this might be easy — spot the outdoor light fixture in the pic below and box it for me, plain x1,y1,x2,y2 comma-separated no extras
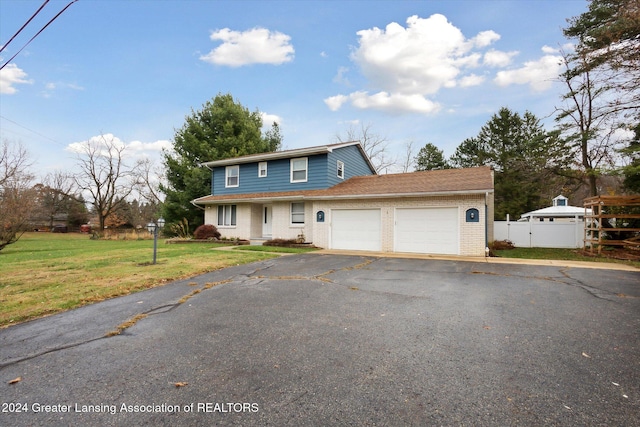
147,218,165,264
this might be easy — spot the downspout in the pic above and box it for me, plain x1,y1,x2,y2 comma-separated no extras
485,191,489,257
191,162,214,211
190,200,205,211
199,162,214,196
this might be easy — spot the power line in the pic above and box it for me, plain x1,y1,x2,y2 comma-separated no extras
0,0,50,54
0,0,79,71
0,114,65,146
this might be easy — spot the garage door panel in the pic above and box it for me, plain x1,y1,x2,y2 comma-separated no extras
331,209,381,251
395,208,458,255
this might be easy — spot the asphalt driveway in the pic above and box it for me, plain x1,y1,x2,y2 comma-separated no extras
1,254,639,426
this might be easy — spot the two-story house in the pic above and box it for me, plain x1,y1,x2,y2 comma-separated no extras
192,141,494,256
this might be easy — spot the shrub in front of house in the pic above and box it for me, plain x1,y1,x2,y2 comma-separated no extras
193,224,221,240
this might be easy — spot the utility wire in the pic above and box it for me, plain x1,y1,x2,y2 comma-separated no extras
0,0,50,54
0,115,65,146
0,0,78,71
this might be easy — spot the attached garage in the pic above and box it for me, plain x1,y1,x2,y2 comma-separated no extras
395,207,459,255
195,166,494,257
331,209,381,251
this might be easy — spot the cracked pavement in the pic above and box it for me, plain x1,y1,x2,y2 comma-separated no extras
1,254,639,426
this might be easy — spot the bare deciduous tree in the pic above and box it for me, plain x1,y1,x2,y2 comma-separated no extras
555,50,627,196
399,140,416,173
0,140,35,251
73,135,138,232
135,157,164,205
336,122,395,173
564,0,640,118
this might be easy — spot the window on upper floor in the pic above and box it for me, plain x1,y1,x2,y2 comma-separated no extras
226,165,239,187
290,157,308,183
291,202,305,224
337,160,345,179
258,162,267,178
217,205,237,226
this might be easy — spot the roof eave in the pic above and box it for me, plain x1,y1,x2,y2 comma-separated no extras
200,141,364,168
313,188,494,200
192,188,493,205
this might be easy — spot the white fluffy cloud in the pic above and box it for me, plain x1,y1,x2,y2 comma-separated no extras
200,27,294,67
126,139,172,154
325,91,440,114
494,53,563,92
541,45,559,54
332,66,351,85
42,81,84,98
260,112,282,127
324,94,349,111
483,49,518,67
459,74,485,88
66,134,171,161
327,14,509,114
351,14,492,95
0,62,32,94
470,30,501,48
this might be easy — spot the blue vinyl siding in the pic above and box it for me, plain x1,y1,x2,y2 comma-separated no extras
212,154,329,195
327,145,375,186
209,145,376,195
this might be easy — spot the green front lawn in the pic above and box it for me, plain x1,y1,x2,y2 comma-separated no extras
494,247,640,269
0,232,279,327
2,233,637,328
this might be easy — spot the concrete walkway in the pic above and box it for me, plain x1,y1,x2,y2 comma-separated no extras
213,245,640,272
315,248,640,272
212,244,640,272
2,253,638,426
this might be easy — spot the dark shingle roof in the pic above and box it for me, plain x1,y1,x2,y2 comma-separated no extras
193,166,493,204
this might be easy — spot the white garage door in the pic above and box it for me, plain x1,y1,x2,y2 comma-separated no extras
395,208,459,255
331,209,381,251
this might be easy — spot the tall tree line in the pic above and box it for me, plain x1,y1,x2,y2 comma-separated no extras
413,0,639,218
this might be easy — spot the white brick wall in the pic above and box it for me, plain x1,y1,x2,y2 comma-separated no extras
269,202,312,241
203,193,492,256
204,204,251,240
312,194,490,256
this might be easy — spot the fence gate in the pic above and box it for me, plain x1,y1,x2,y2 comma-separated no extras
494,219,585,248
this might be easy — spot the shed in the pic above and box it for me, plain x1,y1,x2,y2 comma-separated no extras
519,195,591,221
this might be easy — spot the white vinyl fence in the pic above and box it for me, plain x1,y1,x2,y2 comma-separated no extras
494,219,585,248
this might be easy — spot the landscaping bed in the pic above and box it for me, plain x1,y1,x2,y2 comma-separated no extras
262,238,318,249
165,239,250,245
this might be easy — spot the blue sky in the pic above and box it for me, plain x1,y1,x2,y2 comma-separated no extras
1,0,588,178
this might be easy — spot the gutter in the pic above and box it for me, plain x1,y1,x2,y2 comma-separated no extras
192,188,494,205
314,188,493,201
485,191,489,257
200,142,362,168
190,200,205,211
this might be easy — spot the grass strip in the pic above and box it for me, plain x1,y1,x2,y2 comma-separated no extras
0,233,278,327
494,247,640,268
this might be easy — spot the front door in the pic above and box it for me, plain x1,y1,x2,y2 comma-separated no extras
262,205,272,237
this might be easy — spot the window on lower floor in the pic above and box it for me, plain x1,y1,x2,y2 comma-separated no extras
291,202,305,224
217,205,237,226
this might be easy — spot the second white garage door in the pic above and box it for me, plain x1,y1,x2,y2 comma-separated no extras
395,207,459,255
331,209,381,251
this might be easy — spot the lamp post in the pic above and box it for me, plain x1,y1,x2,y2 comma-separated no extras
146,218,165,264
